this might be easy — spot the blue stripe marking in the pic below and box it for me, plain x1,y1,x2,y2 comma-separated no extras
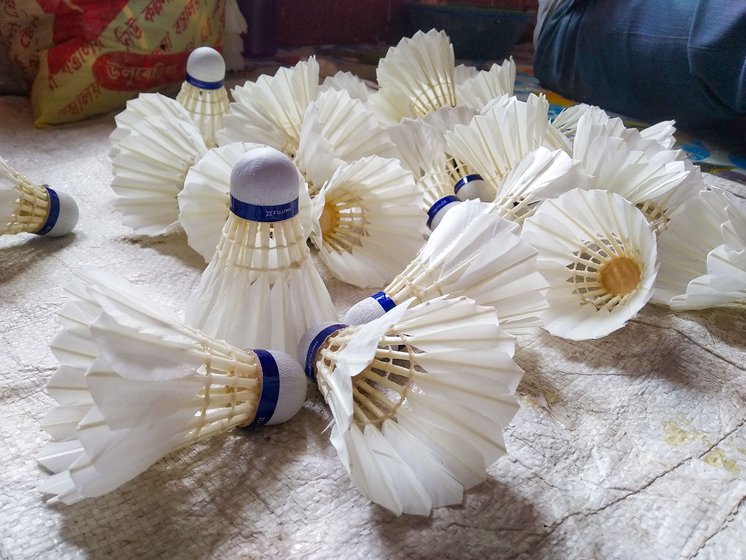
453,174,484,194
426,195,460,229
230,196,299,222
186,73,224,90
35,186,60,236
304,323,346,382
372,291,396,312
249,350,281,426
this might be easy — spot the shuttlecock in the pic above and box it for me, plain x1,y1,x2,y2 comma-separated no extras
109,93,194,159
654,187,746,309
488,146,587,225
37,271,306,505
222,0,248,71
217,57,320,157
178,141,314,262
371,29,456,123
445,94,556,202
310,155,424,288
300,296,523,516
572,110,700,234
455,58,515,113
344,199,549,336
111,113,208,235
294,88,396,198
185,146,336,354
175,46,231,147
521,188,658,340
0,156,78,237
320,71,375,103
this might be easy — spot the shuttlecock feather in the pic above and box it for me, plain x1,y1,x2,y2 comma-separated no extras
320,71,375,103
0,156,78,237
175,46,231,147
455,58,515,112
185,146,336,354
38,271,307,505
217,57,320,157
111,113,208,235
521,188,659,340
344,199,549,335
372,29,456,122
300,296,523,516
310,155,424,288
178,141,314,262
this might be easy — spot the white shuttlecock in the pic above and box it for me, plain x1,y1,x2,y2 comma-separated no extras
455,58,516,112
109,93,195,159
445,94,555,202
522,188,658,340
185,146,336,354
300,296,523,516
37,271,306,505
654,187,746,309
573,111,700,233
310,155,424,288
320,70,375,103
178,141,314,262
175,46,231,147
295,88,396,198
217,57,320,157
344,199,549,336
111,113,208,235
0,156,78,237
488,146,588,225
372,29,456,122
223,0,248,71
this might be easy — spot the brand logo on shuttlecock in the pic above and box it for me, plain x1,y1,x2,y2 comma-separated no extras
264,206,294,219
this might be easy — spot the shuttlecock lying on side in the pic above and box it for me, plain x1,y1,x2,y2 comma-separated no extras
217,57,320,157
300,296,523,516
178,141,314,262
0,156,79,237
185,146,336,354
344,199,549,336
654,187,746,309
38,271,307,505
320,70,375,103
371,29,456,123
521,188,658,340
111,113,208,236
176,46,231,147
310,155,425,288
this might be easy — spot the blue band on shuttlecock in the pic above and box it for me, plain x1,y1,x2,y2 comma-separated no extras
371,291,396,312
185,73,224,90
304,323,346,382
249,349,281,426
453,174,484,194
230,196,299,222
35,186,60,236
426,195,460,229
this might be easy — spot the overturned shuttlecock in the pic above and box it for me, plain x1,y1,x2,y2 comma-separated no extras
37,271,307,505
175,46,231,147
218,57,320,156
310,155,424,288
654,187,746,309
178,141,314,262
111,113,208,235
344,199,548,336
185,146,336,354
0,156,78,237
300,296,523,516
522,188,658,340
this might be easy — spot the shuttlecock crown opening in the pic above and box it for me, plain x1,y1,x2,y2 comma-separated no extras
297,322,347,382
249,349,307,426
185,46,226,88
229,147,301,222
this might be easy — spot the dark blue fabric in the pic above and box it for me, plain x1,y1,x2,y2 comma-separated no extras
534,0,746,127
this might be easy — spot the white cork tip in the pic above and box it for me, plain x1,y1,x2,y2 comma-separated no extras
186,46,226,83
342,297,388,326
46,191,79,237
264,350,307,425
230,146,301,206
